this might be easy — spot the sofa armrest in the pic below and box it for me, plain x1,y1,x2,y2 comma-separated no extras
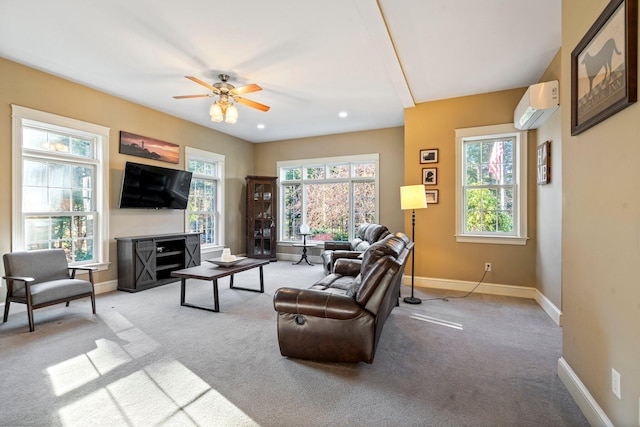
323,241,351,251
333,258,362,276
331,250,362,260
273,288,365,320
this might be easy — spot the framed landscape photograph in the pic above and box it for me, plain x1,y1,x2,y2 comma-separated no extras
422,167,437,185
420,148,439,164
119,131,180,164
425,189,439,204
571,0,637,135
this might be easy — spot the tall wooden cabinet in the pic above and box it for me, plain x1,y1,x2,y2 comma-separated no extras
246,176,277,261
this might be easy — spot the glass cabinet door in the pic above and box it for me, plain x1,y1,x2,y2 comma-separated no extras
246,176,277,260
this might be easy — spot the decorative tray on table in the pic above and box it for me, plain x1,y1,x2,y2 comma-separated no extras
205,256,247,267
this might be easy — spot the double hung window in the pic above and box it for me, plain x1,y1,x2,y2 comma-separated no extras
185,147,225,249
278,154,379,241
455,124,528,245
12,105,109,266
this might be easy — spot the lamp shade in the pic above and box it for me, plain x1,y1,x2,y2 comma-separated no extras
210,103,223,122
401,185,427,210
225,104,238,123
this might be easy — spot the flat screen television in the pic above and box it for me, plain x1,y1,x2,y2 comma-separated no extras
119,161,193,209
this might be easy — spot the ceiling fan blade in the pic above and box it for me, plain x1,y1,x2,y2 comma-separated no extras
235,96,270,112
185,76,220,93
230,83,262,95
173,94,212,99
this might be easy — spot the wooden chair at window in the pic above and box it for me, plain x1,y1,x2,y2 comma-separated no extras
2,249,97,332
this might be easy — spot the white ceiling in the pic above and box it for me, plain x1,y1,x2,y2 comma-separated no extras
0,0,560,143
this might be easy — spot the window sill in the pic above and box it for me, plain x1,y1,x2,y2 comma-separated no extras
455,235,529,245
70,261,111,272
277,241,302,247
201,244,224,256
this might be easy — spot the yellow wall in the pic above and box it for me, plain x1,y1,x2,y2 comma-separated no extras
404,88,536,286
0,58,254,288
562,0,640,424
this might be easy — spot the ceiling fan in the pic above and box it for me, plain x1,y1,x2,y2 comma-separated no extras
173,74,270,123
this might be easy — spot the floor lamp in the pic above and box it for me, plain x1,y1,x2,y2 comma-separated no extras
401,184,428,304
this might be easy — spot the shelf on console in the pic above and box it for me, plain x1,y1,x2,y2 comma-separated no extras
116,232,201,292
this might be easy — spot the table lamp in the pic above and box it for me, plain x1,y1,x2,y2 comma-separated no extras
400,184,428,304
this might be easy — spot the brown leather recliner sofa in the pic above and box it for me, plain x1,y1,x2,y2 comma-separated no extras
273,232,413,363
320,223,390,275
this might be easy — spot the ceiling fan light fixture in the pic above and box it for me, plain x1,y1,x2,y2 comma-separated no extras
177,75,268,124
225,103,238,124
210,102,223,122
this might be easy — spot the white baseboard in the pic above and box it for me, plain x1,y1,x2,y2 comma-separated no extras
95,279,118,294
534,289,563,326
276,253,322,264
558,357,613,427
406,275,563,326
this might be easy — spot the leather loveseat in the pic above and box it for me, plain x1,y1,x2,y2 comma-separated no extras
273,232,413,363
320,223,389,275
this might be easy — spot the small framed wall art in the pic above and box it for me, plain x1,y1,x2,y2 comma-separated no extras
425,189,439,204
420,148,439,164
422,167,437,185
537,141,551,185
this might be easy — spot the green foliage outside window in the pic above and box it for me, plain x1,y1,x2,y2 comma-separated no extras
22,157,95,262
187,162,218,245
282,160,376,241
465,189,513,233
464,139,514,234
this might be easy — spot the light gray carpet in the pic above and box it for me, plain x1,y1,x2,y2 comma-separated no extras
0,261,588,426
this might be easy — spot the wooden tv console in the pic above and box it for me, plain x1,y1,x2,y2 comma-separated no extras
116,232,201,292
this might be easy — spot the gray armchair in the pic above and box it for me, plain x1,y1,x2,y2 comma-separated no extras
2,249,97,332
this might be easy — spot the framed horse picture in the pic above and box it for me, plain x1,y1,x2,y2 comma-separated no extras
571,0,637,135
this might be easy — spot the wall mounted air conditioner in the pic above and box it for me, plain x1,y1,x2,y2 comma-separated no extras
514,80,559,130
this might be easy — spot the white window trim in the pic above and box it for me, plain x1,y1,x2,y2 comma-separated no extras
277,153,380,243
184,146,225,255
11,104,110,269
455,123,528,245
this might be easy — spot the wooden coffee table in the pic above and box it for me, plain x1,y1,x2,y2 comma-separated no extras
171,258,269,312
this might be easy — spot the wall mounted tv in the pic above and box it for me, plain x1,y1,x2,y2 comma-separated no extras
119,161,193,209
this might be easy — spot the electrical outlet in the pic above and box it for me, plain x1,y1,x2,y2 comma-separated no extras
484,262,492,272
612,368,621,399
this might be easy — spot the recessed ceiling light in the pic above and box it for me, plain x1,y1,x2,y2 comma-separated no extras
257,124,265,129
338,111,348,118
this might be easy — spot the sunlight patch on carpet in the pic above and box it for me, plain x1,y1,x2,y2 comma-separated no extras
410,313,463,330
47,354,100,396
57,358,259,426
52,310,258,426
